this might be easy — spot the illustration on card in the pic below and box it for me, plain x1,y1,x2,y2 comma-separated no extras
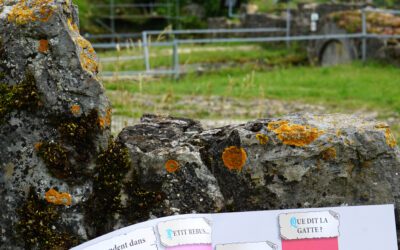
215,241,277,250
157,217,212,250
279,210,340,250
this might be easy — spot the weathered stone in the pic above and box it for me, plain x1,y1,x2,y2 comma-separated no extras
0,0,110,248
117,114,400,238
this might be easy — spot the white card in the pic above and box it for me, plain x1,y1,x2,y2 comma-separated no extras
216,241,277,250
157,217,212,247
279,210,340,240
81,227,158,250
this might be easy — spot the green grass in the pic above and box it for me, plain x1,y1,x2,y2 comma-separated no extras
104,61,400,141
105,61,400,114
99,44,306,72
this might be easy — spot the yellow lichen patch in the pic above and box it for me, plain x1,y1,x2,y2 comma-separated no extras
165,160,179,173
267,120,289,131
375,123,397,148
70,104,81,115
268,120,324,147
45,188,72,206
256,133,269,145
222,146,247,171
385,129,397,148
8,0,55,25
67,18,79,33
321,147,337,161
98,108,112,129
38,39,49,53
74,36,98,74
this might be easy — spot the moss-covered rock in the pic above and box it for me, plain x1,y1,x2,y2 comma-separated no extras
17,188,79,250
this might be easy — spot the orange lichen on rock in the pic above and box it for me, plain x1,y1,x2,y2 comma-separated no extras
34,142,43,151
45,188,72,206
165,160,180,173
375,123,397,148
256,133,269,145
321,147,337,161
38,39,49,53
70,104,81,115
222,146,247,171
8,0,55,25
98,108,112,129
67,18,79,33
75,36,98,74
268,120,324,147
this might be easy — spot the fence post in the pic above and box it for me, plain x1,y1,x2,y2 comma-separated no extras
362,9,367,62
142,31,150,72
172,39,180,79
286,6,291,48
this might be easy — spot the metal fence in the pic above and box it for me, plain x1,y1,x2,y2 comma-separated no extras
93,7,400,78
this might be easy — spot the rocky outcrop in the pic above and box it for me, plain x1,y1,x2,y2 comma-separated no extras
118,114,400,215
0,0,110,249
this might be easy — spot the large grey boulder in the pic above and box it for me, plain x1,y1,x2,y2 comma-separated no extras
0,0,110,249
118,114,400,215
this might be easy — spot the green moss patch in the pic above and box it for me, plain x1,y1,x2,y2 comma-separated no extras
0,71,41,123
85,138,131,236
36,141,75,180
17,188,79,249
57,109,101,164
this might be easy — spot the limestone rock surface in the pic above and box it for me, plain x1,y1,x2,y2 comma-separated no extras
0,0,110,249
118,114,400,215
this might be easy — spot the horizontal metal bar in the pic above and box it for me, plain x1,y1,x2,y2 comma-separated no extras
85,33,141,39
92,33,400,50
100,56,144,63
145,27,287,36
86,28,286,41
96,3,172,8
95,15,175,19
365,8,400,14
175,33,364,44
102,70,176,77
366,34,400,39
92,41,173,49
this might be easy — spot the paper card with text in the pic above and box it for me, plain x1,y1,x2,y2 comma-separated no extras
215,241,277,250
157,217,212,249
279,210,340,250
81,227,158,250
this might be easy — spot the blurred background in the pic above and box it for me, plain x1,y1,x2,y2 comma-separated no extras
74,0,400,144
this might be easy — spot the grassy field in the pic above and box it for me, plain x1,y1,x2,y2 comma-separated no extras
98,43,306,72
105,62,400,113
104,61,400,141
